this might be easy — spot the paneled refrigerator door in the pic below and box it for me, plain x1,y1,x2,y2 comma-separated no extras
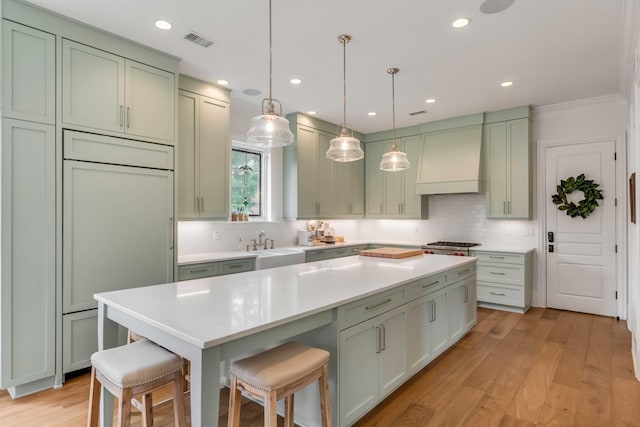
63,160,174,314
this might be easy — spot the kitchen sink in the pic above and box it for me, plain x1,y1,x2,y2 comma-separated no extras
254,248,306,270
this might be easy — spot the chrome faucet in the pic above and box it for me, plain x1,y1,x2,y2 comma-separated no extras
246,231,274,251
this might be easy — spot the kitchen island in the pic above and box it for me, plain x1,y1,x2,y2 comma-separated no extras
95,253,477,427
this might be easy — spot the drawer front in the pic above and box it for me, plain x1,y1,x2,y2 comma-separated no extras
338,287,406,330
450,263,476,281
477,263,523,286
477,282,524,307
306,250,331,263
331,247,352,258
348,245,368,256
178,263,218,280
219,258,255,275
408,272,448,299
472,251,524,265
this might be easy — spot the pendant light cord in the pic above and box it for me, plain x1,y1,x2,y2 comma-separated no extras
391,70,398,151
268,0,274,112
342,37,347,128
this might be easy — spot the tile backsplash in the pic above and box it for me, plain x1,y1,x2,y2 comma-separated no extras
178,193,538,254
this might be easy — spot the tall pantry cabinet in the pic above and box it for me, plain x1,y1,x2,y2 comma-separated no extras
1,0,179,398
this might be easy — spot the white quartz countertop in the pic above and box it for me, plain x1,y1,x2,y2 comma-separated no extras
96,254,475,349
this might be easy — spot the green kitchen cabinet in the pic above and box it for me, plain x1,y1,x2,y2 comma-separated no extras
2,21,55,125
365,135,426,219
484,108,531,219
177,77,230,219
62,39,176,144
177,257,255,281
1,119,56,395
284,114,364,219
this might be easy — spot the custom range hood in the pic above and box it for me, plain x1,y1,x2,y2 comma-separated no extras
415,121,483,195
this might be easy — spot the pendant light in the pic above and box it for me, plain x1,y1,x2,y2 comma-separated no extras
326,34,364,162
379,68,410,171
246,0,294,147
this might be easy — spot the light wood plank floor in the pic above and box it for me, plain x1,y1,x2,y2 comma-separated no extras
1,308,639,426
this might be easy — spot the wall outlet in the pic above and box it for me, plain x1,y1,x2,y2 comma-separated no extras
214,231,220,240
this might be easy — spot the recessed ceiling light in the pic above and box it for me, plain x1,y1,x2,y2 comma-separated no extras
155,20,172,30
243,88,261,96
307,111,317,115
368,112,377,116
217,79,229,86
425,98,436,104
501,81,514,87
290,78,302,85
452,18,470,28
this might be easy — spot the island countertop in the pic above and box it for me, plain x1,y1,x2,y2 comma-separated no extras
95,254,475,349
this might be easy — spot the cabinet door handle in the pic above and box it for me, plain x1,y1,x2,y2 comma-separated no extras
431,300,437,322
380,324,386,351
169,217,174,250
119,105,124,127
126,106,131,128
503,201,506,214
464,285,469,303
489,256,505,259
489,271,506,275
423,280,440,289
490,291,506,296
365,298,392,311
375,326,381,354
189,268,208,274
227,264,243,270
458,269,472,275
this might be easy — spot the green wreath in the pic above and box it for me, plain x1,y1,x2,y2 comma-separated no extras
552,174,603,218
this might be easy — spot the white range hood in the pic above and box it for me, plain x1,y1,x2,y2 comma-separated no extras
415,124,483,195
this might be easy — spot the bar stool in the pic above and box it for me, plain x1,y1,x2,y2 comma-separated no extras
87,339,187,427
228,341,331,427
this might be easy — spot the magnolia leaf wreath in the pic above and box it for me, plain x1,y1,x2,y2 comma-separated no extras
552,174,603,218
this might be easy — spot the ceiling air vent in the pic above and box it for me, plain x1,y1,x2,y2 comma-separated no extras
409,110,426,116
184,32,213,48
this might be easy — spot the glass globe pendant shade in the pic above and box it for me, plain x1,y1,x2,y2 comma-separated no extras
379,145,411,171
326,127,364,162
246,112,294,147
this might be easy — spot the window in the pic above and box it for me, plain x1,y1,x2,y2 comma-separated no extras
231,148,262,217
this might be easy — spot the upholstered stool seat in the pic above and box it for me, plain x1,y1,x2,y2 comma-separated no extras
87,339,187,427
228,341,331,427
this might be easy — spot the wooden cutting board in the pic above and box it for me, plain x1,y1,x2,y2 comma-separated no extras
359,247,424,259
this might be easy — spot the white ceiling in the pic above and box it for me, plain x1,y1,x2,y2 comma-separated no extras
24,0,626,134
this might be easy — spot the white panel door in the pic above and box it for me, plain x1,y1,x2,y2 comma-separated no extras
63,160,174,313
545,140,616,316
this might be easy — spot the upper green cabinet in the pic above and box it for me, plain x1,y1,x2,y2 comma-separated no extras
484,107,531,219
177,76,230,220
365,135,425,219
284,114,364,219
62,39,176,144
2,21,55,125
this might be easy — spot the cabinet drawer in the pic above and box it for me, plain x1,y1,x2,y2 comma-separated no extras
219,258,255,275
306,249,331,263
338,287,406,330
331,247,352,258
472,251,524,265
178,263,218,280
477,282,524,307
450,263,476,280
407,272,448,299
477,263,523,286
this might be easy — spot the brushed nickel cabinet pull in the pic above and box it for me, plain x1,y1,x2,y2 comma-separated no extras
119,105,124,127
365,298,392,311
490,291,506,296
490,271,506,275
169,217,174,250
423,280,440,289
458,269,471,275
464,285,468,303
375,326,381,354
126,106,131,128
432,300,437,322
189,268,208,274
380,324,386,351
489,256,505,259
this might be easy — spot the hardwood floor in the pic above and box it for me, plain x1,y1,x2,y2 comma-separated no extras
1,308,639,426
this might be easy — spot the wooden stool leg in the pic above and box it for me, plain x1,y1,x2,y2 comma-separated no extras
87,367,101,427
284,394,295,427
172,371,187,427
264,390,278,427
141,393,153,427
118,388,133,427
227,375,242,427
319,364,332,427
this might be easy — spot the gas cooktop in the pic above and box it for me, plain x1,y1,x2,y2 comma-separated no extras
422,241,480,248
